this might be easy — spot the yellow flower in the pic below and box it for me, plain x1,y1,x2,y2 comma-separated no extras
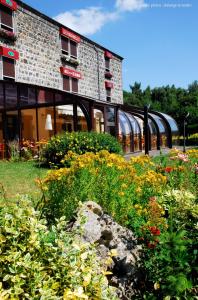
118,191,125,197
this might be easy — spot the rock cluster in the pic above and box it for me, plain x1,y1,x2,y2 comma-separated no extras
73,201,142,299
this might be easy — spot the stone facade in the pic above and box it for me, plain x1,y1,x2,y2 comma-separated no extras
0,1,123,104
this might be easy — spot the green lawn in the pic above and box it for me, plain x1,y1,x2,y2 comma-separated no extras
0,160,48,202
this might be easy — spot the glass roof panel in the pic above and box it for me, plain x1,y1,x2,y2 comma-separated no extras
133,116,144,133
148,119,157,134
119,111,131,135
159,113,179,132
149,113,166,133
125,112,141,134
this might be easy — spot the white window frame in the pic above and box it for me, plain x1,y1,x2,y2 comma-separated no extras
60,36,78,60
0,6,14,32
1,56,16,80
63,76,78,94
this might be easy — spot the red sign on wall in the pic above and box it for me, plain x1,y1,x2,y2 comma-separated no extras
60,67,82,79
105,51,113,59
0,0,17,10
60,28,81,43
105,81,114,89
0,46,19,60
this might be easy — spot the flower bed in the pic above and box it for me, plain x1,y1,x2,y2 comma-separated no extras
39,149,198,299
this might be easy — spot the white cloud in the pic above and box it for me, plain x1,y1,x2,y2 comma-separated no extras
54,7,118,36
54,0,147,36
116,0,147,11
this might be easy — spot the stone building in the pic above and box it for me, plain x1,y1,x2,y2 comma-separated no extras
0,0,178,157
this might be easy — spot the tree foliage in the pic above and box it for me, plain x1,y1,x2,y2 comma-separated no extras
123,81,198,134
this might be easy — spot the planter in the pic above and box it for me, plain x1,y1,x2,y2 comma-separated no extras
105,71,113,79
0,29,17,42
61,55,79,66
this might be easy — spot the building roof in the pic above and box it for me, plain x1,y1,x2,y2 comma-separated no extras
16,0,124,60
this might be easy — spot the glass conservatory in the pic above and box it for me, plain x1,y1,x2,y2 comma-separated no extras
0,80,179,158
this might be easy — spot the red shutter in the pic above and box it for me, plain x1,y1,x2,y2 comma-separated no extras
61,36,69,53
1,7,13,28
3,57,15,78
60,67,82,79
70,40,77,58
105,51,113,59
71,78,78,93
105,81,114,89
60,27,81,43
0,46,19,60
63,76,70,91
0,0,17,10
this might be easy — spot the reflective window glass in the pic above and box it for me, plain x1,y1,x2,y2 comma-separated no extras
0,113,3,143
5,83,17,108
6,111,19,141
77,106,88,131
119,111,131,153
37,107,54,140
20,85,36,106
56,105,74,134
94,109,104,133
21,109,37,142
106,107,116,136
38,89,53,104
0,83,4,109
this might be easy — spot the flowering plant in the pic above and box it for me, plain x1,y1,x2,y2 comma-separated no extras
0,28,17,41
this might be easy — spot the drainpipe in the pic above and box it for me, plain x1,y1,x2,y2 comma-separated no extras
93,46,101,101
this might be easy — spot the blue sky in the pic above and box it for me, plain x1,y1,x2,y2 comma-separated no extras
24,0,197,91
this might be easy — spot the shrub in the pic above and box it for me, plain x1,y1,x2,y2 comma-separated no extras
0,196,118,299
39,131,122,167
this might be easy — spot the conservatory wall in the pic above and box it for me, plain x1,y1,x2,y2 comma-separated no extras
0,81,179,157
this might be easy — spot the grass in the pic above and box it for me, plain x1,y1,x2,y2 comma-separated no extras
0,160,48,202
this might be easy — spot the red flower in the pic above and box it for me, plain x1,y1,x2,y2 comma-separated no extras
149,226,161,236
164,166,173,173
147,242,156,249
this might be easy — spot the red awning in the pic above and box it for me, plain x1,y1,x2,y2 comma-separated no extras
105,51,113,59
0,46,19,60
0,0,17,10
60,67,82,79
60,28,81,43
105,81,114,89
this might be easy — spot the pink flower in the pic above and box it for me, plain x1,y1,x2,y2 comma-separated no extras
177,153,189,162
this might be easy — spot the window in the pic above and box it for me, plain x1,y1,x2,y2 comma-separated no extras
0,5,13,32
71,78,78,93
61,36,78,58
70,40,77,58
37,107,54,140
106,88,111,102
20,85,36,106
63,76,78,93
61,36,69,55
38,89,53,104
3,57,15,79
21,109,37,142
56,105,74,134
0,82,3,109
105,57,110,72
5,83,17,108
